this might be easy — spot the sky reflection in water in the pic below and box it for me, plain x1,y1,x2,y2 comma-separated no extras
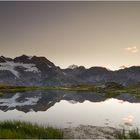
0,98,140,128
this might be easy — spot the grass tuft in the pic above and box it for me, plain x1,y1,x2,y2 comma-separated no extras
0,121,63,139
115,128,140,139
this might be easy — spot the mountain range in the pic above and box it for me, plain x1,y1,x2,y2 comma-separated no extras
0,55,140,86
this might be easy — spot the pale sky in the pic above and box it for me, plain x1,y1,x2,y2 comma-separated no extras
0,1,140,70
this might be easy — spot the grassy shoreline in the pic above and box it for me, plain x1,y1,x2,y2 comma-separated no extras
0,121,63,139
0,120,140,139
0,82,140,98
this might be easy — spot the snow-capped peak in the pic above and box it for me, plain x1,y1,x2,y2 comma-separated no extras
28,56,33,60
68,64,78,69
0,61,40,78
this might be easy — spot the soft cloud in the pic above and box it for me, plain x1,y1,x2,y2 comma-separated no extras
125,46,138,53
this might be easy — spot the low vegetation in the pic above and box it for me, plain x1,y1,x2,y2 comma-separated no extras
0,85,40,96
0,82,140,99
45,82,140,98
0,92,3,97
115,128,140,139
0,121,63,139
0,121,140,139
46,84,97,92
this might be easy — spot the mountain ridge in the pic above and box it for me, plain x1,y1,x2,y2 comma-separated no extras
0,55,140,86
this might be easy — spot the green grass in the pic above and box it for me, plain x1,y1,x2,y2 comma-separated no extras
0,85,40,93
115,128,140,139
41,84,97,92
103,91,121,98
0,82,140,99
0,92,3,97
0,121,63,139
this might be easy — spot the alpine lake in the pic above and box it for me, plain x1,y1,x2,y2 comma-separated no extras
0,88,140,129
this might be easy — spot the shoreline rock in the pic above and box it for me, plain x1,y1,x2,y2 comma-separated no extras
63,125,116,139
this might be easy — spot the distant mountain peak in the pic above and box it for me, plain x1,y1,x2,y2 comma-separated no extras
0,56,6,62
119,65,127,69
0,56,13,62
14,55,54,65
68,64,79,69
0,55,139,86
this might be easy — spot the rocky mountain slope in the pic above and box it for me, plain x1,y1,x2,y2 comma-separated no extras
0,55,140,86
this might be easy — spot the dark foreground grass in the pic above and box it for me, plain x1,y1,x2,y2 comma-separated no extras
115,128,140,139
0,121,63,139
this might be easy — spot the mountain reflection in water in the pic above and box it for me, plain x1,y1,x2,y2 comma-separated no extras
0,90,140,128
0,90,107,112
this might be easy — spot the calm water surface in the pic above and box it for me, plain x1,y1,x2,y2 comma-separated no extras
0,90,140,128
